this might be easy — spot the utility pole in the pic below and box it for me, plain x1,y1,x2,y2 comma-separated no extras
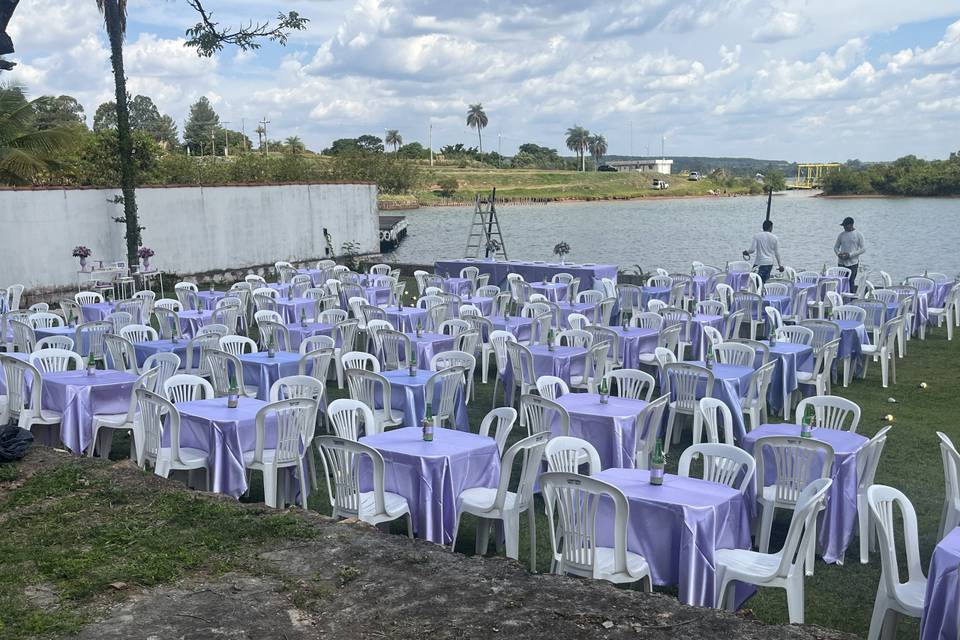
429,123,433,167
497,131,502,168
222,120,231,157
210,126,216,156
260,116,271,154
241,118,247,152
630,121,633,158
661,134,665,159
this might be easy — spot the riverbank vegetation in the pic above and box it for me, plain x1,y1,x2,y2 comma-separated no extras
822,154,960,196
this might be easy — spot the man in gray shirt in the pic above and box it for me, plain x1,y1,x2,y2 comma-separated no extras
834,216,866,294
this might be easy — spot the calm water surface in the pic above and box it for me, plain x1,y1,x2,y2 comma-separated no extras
385,191,960,282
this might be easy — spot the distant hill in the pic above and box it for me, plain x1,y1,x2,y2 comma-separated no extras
601,155,797,177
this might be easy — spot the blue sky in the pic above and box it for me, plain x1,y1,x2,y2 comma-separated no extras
8,1,960,161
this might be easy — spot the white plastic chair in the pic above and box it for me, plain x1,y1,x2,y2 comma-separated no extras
741,360,776,433
103,334,138,373
136,389,209,487
715,478,832,623
341,350,381,373
928,286,958,341
604,368,655,401
425,366,467,428
219,335,258,356
35,335,74,351
0,355,61,443
865,485,927,640
713,342,754,367
794,395,861,432
345,369,401,432
29,348,83,373
633,394,669,470
541,471,653,588
75,290,103,305
662,363,713,455
570,340,609,393
678,442,755,492
29,312,63,329
326,398,378,440
860,317,902,388
430,350,476,403
163,374,214,404
544,436,602,475
244,398,319,509
490,331,517,408
89,367,159,459
478,407,516,455
856,425,891,564
452,432,550,572
937,432,960,541
754,436,835,555
776,325,813,346
535,375,569,401
696,397,735,445
120,324,158,343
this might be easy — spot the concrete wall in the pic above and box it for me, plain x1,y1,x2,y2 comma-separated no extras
0,183,379,291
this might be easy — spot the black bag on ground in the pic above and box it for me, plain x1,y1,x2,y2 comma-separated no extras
0,425,33,462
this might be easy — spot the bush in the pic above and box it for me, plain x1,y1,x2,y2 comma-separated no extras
436,176,458,197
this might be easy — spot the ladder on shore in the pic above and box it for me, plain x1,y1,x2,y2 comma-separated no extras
464,188,508,260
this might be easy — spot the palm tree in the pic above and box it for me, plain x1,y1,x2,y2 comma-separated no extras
285,135,304,154
0,85,79,184
565,126,590,172
97,0,141,268
466,104,488,155
588,134,608,170
385,129,402,153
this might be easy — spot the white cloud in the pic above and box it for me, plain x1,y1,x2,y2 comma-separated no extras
751,11,807,43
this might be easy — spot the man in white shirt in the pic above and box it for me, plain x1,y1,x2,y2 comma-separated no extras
743,220,784,283
834,216,866,293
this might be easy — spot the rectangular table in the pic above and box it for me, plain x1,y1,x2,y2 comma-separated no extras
380,369,469,430
240,351,302,400
133,339,196,369
673,362,753,442
286,322,335,351
386,307,429,333
742,423,867,564
555,393,649,469
755,341,814,418
406,332,455,370
41,370,136,455
594,468,753,607
610,326,658,368
359,427,500,544
435,259,617,291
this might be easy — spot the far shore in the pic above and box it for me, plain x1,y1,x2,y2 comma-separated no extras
380,190,767,210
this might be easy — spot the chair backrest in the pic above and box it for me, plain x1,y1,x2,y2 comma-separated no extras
795,395,861,432
633,394,668,469
143,352,180,391
866,485,926,599
605,369,655,401
379,329,411,370
713,342,754,367
632,311,663,331
832,305,866,323
75,290,103,305
697,397,734,444
103,334,137,373
555,328,591,349
541,471,633,580
219,335,257,356
250,398,318,467
489,330,517,375
341,350,380,373
35,335,75,351
520,393,569,437
29,312,63,329
345,369,395,424
203,348,244,397
10,319,36,352
696,299,726,317
663,363,714,412
743,360,776,411
327,398,378,439
425,366,466,422
153,307,181,340
776,325,813,346
754,436,835,506
163,373,214,403
136,389,181,467
799,319,840,354
577,290,604,305
857,425,892,492
937,432,960,524
678,443,755,492
545,436,602,475
535,375,569,401
491,432,550,513
770,478,833,578
653,346,676,369
713,283,734,311
120,323,158,343
76,321,112,359
478,407,517,455
155,297,182,313
30,347,83,373
505,341,536,387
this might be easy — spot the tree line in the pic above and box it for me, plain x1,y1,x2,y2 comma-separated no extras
821,155,960,196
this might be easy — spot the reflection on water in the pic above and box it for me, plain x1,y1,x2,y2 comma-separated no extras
385,191,960,282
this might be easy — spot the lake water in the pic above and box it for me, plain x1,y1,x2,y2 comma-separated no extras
384,191,960,282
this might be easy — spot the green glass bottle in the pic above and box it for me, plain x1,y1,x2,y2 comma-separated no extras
651,438,665,486
706,343,715,370
422,402,434,442
227,374,239,408
409,348,418,376
599,375,609,404
86,352,96,376
547,327,555,351
801,403,815,438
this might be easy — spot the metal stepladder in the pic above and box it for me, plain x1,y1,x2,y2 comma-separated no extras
464,188,508,260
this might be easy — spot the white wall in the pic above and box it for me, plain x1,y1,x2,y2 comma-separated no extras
0,183,379,290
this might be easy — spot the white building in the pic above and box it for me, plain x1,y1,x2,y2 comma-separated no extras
604,159,673,174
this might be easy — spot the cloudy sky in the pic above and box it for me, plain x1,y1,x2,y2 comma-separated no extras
8,0,960,161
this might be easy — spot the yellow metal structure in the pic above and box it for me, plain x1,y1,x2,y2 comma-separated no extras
794,163,841,188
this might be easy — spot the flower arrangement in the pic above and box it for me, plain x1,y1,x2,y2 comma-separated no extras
553,241,571,264
137,247,155,260
485,238,502,255
72,246,92,259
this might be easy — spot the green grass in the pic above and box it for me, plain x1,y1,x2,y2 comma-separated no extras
412,167,752,203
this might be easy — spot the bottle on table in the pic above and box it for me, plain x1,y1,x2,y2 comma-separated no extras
416,320,423,338
86,352,96,376
547,327,555,351
650,438,665,485
706,343,715,370
801,403,815,438
300,308,307,328
598,375,609,404
769,327,777,347
409,349,417,376
267,336,276,359
422,403,434,442
227,374,239,409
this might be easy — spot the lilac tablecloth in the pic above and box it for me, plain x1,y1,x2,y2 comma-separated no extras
641,286,671,309
364,286,391,306
435,259,617,291
36,326,92,355
531,282,568,303
835,319,869,359
133,339,195,369
687,314,724,360
555,393,649,469
692,276,712,302
921,526,960,640
275,297,315,324
81,302,114,322
287,322,335,351
197,290,226,310
297,268,326,287
386,307,429,333
240,352,301,400
673,362,753,442
41,370,136,454
754,341,814,417
177,310,214,338
727,271,750,291
611,326,659,368
503,345,587,405
442,277,472,297
171,397,282,497
380,369,469,430
359,427,501,544
407,332,455,370
454,296,494,317
555,302,596,328
594,468,753,607
742,423,867,564
762,294,791,317
489,315,533,343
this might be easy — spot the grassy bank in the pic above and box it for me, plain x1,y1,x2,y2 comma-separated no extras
381,167,756,206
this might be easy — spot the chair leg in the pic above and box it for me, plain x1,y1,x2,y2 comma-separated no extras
297,462,309,510
866,592,889,640
475,518,491,555
528,506,537,573
406,513,414,539
859,498,870,564
450,512,462,551
263,467,278,508
663,409,677,455
481,351,489,384
306,446,319,491
785,574,805,624
503,512,520,562
758,503,775,554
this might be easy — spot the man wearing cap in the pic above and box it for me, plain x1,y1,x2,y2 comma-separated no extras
834,217,865,294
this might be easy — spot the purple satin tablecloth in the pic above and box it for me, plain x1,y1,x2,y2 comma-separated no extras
489,315,533,343
36,326,92,355
177,310,214,338
81,302,114,322
692,276,712,302
641,286,671,309
762,294,791,316
742,423,867,564
611,326,659,368
503,345,587,405
386,307,428,333
41,370,136,454
555,302,596,328
727,271,750,291
360,427,501,544
275,297,315,324
364,286,391,306
531,281,568,303
196,290,226,310
297,268,326,286
594,468,753,607
687,314,724,360
454,296,494,317
133,339,195,369
673,362,753,442
555,393,649,469
435,259,617,291
380,369,469,430
755,341,814,417
921,526,960,640
442,277,473,297
286,322,335,351
240,352,301,400
407,332,456,370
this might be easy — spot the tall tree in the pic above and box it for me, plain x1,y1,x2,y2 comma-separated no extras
93,101,118,132
466,104,487,154
385,129,401,152
284,135,304,154
34,95,86,130
0,84,79,184
183,96,220,154
565,125,590,172
93,98,178,147
588,134,607,170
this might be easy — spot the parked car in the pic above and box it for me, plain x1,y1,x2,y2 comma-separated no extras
597,164,618,172
652,179,669,190
688,171,701,181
